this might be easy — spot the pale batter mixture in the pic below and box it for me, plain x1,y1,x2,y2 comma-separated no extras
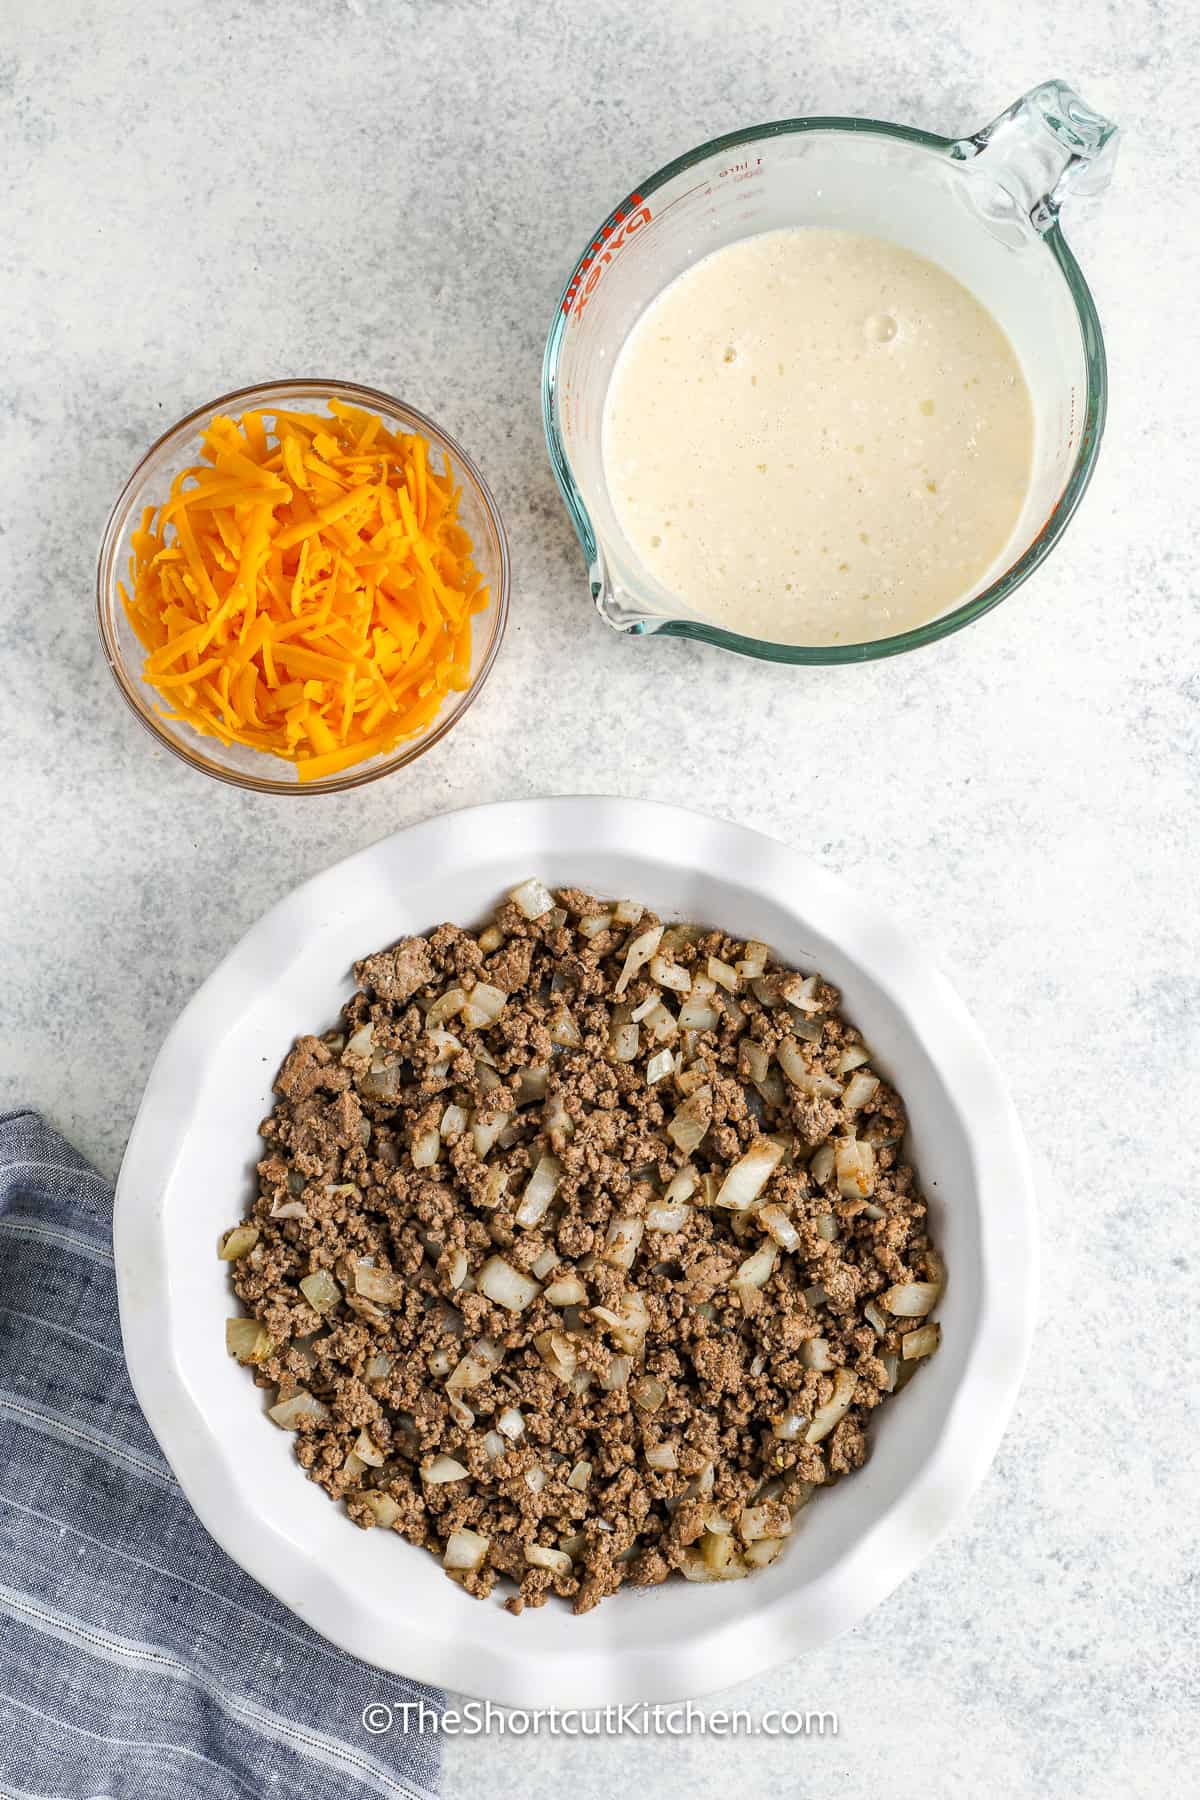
602,227,1034,645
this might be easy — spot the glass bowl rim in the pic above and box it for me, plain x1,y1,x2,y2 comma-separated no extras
541,113,1108,665
96,377,511,793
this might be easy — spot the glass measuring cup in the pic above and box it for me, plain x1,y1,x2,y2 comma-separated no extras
542,80,1118,664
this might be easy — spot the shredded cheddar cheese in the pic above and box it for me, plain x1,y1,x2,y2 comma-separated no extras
120,400,490,782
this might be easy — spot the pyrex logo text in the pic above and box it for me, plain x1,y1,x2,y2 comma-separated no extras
562,195,652,316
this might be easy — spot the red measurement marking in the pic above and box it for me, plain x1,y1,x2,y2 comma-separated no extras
562,193,653,317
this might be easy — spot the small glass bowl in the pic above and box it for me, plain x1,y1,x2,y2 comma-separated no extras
97,379,510,794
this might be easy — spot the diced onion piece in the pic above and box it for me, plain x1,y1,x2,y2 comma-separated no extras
531,1246,559,1281
346,1023,374,1059
611,897,643,926
744,1537,786,1569
477,1255,540,1312
734,1243,778,1290
675,1064,708,1097
361,1491,400,1527
736,941,769,980
440,1103,468,1140
741,1040,770,1084
299,1269,342,1316
447,1248,469,1291
577,910,614,939
805,1367,858,1443
483,1430,506,1461
758,1203,800,1251
422,1454,469,1484
702,1530,746,1580
354,1430,385,1468
478,924,504,954
707,956,738,992
629,989,662,1023
880,1351,900,1391
801,1337,833,1371
366,1353,392,1380
509,877,555,920
644,1001,678,1045
613,924,665,998
428,1347,454,1377
667,1086,712,1154
516,1153,564,1227
448,1337,504,1392
590,1287,649,1354
645,1440,678,1470
631,1374,665,1412
609,1006,640,1063
715,1137,785,1211
471,1110,511,1158
268,1389,330,1429
837,1042,872,1075
790,1015,824,1044
543,1090,575,1145
343,1451,367,1478
843,1071,880,1113
803,1283,827,1309
549,1005,582,1048
646,1049,674,1085
524,1467,547,1494
648,953,691,995
218,1224,260,1261
739,1505,792,1543
483,1166,509,1209
444,1528,490,1571
902,1322,941,1361
677,996,720,1031
601,1353,632,1391
567,1459,592,1489
525,1543,573,1574
815,1212,838,1242
534,1329,577,1382
426,987,466,1027
883,1280,941,1317
411,1128,441,1169
679,1547,717,1582
354,1261,406,1306
225,1317,274,1365
777,1036,840,1096
544,1274,587,1306
270,1198,309,1220
462,982,508,1029
781,973,823,1013
835,1137,877,1199
645,1200,692,1233
774,1410,808,1440
863,1299,888,1336
809,1144,836,1185
602,1214,644,1271
664,1166,698,1205
515,1065,549,1105
497,1406,526,1440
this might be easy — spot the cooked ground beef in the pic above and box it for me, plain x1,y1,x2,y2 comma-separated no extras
220,882,944,1613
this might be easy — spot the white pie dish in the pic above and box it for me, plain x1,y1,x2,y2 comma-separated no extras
114,796,1037,1706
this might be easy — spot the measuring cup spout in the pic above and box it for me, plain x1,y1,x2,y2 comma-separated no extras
951,79,1119,232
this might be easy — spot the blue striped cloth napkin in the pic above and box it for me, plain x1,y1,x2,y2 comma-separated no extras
0,1110,443,1800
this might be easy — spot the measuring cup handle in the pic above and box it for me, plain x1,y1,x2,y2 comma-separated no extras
950,79,1120,232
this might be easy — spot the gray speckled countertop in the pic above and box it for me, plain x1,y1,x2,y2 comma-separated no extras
3,3,1197,1796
